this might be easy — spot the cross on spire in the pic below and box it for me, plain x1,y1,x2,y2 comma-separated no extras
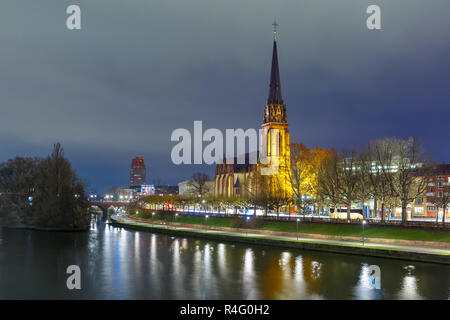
272,20,279,39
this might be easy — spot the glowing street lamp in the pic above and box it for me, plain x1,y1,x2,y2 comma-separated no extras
362,220,367,245
152,212,155,222
202,199,206,212
246,216,250,236
296,218,300,240
205,215,209,231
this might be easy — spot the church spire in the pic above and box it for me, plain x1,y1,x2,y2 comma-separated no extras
267,39,284,105
263,21,287,124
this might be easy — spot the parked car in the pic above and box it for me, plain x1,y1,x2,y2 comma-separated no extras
329,208,364,220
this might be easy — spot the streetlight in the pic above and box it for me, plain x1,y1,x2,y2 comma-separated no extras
174,213,178,223
296,218,300,240
362,220,367,245
205,215,209,231
152,212,155,223
246,216,250,236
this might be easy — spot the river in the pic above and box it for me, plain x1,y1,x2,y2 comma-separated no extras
0,217,449,299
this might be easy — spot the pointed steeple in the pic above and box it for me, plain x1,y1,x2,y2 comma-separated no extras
267,40,284,106
263,22,287,124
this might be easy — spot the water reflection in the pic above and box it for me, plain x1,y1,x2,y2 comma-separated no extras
242,249,256,299
397,266,423,300
0,225,448,299
354,264,384,300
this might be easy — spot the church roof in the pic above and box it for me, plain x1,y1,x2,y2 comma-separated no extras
219,151,259,173
267,40,284,106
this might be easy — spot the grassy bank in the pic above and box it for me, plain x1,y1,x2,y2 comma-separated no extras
112,217,450,265
132,211,450,243
134,212,234,228
260,221,450,242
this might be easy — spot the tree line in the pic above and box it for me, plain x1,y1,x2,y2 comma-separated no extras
138,137,448,225
291,137,448,224
0,143,90,230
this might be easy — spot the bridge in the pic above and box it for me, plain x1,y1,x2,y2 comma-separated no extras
90,201,132,214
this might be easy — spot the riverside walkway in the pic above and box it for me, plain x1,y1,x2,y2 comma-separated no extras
110,215,450,263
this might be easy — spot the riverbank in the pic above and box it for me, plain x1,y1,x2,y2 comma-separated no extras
130,218,450,249
132,211,450,246
110,215,450,265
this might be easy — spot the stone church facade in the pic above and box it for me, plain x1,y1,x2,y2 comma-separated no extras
214,36,292,199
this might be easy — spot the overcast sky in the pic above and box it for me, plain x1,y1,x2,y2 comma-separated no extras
1,0,449,192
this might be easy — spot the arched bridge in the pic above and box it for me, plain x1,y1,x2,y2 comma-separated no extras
90,201,132,214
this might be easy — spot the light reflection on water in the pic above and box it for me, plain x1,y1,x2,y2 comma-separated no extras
0,223,449,300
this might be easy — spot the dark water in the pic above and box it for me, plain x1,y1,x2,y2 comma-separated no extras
0,218,449,299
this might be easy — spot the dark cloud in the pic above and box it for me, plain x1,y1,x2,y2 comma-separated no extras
1,0,449,192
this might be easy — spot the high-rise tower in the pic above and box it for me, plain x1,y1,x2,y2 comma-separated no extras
130,157,146,188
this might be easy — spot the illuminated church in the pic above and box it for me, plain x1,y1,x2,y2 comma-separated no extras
214,29,291,198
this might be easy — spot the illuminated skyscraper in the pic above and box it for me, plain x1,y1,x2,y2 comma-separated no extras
130,156,146,187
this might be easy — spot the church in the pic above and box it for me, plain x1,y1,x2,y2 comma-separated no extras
214,31,292,199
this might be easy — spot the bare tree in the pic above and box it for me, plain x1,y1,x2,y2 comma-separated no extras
362,141,394,221
0,157,38,226
288,143,315,215
34,143,89,229
0,143,89,229
288,144,334,216
187,173,211,196
317,151,343,219
375,137,430,224
356,150,373,221
338,149,361,221
384,194,401,221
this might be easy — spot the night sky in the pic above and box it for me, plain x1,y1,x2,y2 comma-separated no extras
1,0,449,192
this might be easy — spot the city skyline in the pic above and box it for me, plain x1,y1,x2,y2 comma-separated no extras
1,1,450,192
0,1,449,304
